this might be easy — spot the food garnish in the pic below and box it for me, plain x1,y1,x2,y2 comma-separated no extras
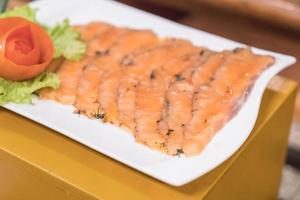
46,19,86,60
0,17,54,80
0,72,59,105
0,5,86,104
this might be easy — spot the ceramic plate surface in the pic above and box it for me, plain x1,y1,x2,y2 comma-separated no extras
4,0,296,186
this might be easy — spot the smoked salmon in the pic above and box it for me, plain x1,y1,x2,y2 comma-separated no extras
74,28,129,116
97,30,159,123
40,22,274,156
39,23,112,103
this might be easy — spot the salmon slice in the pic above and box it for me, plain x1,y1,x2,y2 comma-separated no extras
98,30,159,124
182,50,253,155
86,27,129,56
39,57,89,104
97,67,121,122
117,39,196,131
182,49,274,156
39,58,89,103
158,54,207,138
108,30,159,60
117,42,167,130
74,57,115,117
75,28,130,117
74,22,112,42
133,41,201,150
53,58,90,104
39,22,113,102
162,51,225,155
221,53,274,119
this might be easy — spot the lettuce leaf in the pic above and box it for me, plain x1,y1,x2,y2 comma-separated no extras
0,5,86,60
0,5,37,22
0,72,60,105
46,19,86,60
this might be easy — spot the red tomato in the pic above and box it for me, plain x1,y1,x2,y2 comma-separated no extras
0,17,54,80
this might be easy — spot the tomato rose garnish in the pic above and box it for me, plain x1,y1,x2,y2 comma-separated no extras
0,17,53,80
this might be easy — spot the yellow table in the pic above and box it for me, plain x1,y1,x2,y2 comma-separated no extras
0,77,297,200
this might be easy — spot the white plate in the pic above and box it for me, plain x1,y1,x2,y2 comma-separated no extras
4,0,296,186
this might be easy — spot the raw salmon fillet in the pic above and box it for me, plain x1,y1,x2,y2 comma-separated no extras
133,43,202,150
74,27,129,117
118,39,198,131
161,51,219,155
97,30,159,123
39,23,112,103
74,22,113,42
182,49,274,156
40,22,274,156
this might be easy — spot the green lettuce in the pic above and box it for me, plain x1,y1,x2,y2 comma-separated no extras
46,19,86,60
0,5,37,22
0,5,86,60
0,72,60,105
